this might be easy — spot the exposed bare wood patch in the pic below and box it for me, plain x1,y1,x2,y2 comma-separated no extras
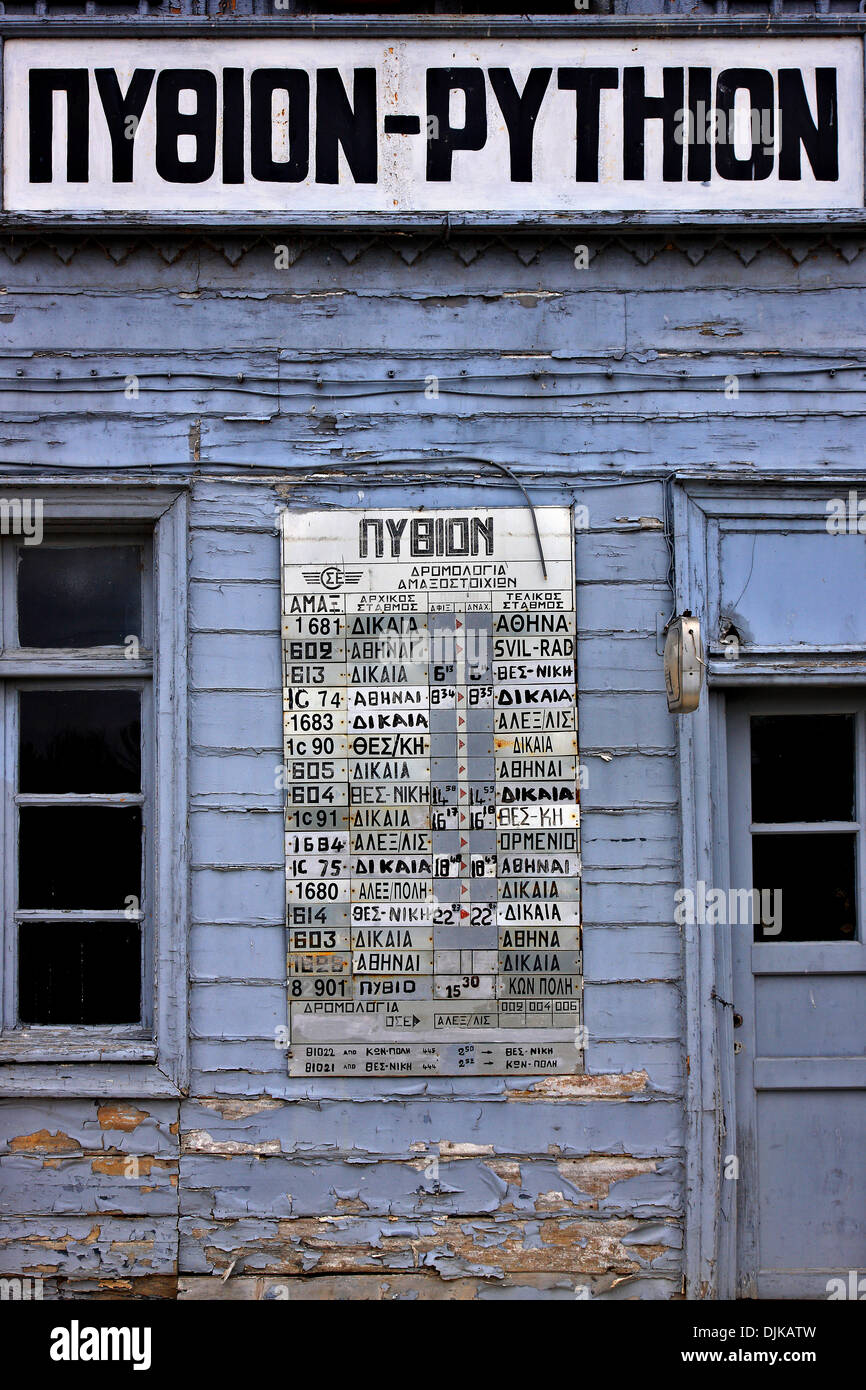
9,1130,82,1154
334,1197,369,1214
90,1156,176,1178
109,1239,155,1262
183,1129,282,1157
196,1099,285,1119
178,1273,583,1300
7,1222,101,1252
506,1071,649,1100
97,1105,149,1133
437,1141,495,1158
485,1159,522,1186
53,1275,179,1300
185,1214,679,1278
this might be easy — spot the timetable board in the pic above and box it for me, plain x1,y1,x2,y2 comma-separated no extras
280,506,583,1077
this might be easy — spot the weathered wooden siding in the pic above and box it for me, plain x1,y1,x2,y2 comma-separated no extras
2,230,861,1297
5,235,866,471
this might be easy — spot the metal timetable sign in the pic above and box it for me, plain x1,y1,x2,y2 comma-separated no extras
280,506,583,1077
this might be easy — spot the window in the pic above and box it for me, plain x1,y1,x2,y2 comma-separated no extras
12,540,150,1025
0,489,188,1096
746,705,865,944
750,712,859,942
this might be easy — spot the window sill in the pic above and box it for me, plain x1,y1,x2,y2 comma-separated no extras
0,1034,157,1064
0,1059,182,1097
0,1034,184,1097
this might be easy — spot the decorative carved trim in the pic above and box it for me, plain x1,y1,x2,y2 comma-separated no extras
2,231,865,268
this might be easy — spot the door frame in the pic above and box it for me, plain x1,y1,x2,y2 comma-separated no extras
671,475,866,1300
726,690,866,1298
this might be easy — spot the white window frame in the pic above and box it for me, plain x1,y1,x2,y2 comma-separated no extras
0,484,188,1097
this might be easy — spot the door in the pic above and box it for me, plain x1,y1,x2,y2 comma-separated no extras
727,691,866,1299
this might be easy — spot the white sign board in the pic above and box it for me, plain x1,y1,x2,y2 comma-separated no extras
4,36,863,216
280,506,583,1077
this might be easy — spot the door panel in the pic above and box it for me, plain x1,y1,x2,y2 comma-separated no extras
755,975,865,1056
757,1092,866,1270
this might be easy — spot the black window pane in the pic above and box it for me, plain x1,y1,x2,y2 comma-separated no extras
17,546,142,647
751,715,855,823
19,690,141,793
18,922,141,1025
752,833,857,942
18,807,141,909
